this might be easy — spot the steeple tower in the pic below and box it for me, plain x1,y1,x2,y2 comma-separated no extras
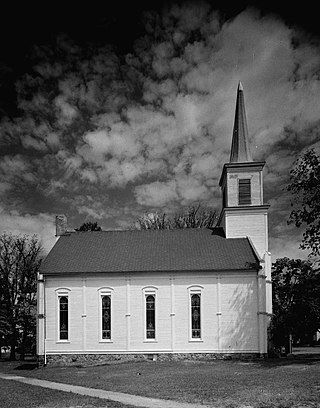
217,82,270,258
230,82,252,163
217,82,272,356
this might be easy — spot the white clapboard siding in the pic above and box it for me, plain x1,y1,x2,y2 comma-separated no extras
173,274,218,351
219,276,259,351
225,210,268,257
85,276,127,352
45,277,83,352
44,270,259,354
128,273,172,351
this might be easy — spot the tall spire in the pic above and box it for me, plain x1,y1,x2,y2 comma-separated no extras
229,82,252,162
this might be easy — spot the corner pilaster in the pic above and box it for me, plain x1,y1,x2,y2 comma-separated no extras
36,273,45,361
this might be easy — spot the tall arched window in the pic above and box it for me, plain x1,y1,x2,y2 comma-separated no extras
102,295,111,340
146,295,155,339
59,296,68,340
98,287,113,342
191,294,201,339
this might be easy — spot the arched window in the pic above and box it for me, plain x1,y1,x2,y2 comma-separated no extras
146,295,155,339
98,287,113,342
59,296,68,340
102,295,111,340
191,294,201,339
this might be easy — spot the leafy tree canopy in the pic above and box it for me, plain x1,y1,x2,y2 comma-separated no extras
135,204,217,230
287,149,320,256
271,257,320,347
75,221,102,231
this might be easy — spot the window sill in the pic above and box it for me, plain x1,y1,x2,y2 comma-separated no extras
99,340,113,343
56,340,70,344
143,339,158,343
188,339,203,342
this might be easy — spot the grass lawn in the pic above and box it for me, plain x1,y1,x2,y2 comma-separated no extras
0,377,136,408
1,356,320,407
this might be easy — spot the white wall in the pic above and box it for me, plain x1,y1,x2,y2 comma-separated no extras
225,209,268,257
43,271,260,355
219,276,258,351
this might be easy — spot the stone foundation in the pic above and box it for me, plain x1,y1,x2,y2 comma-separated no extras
41,352,264,367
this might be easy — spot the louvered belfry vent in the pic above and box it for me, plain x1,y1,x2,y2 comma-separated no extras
238,178,251,205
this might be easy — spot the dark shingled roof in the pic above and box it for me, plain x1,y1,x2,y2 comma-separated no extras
41,228,260,274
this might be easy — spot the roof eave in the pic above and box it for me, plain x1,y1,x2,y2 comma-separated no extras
245,236,263,264
217,204,270,227
41,267,260,276
219,161,266,186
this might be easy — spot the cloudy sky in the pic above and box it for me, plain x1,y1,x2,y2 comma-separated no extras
0,1,319,260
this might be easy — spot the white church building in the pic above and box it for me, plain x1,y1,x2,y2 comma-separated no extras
37,83,272,365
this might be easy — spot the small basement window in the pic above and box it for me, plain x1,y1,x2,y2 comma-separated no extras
238,178,251,205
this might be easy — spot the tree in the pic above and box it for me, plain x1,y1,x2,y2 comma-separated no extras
287,149,320,256
271,257,320,349
135,204,217,230
75,222,102,231
172,204,217,229
0,233,42,360
136,212,171,230
0,301,10,359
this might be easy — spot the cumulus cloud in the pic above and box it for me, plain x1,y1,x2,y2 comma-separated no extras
0,3,320,259
0,207,56,254
84,128,141,159
0,154,39,185
54,95,79,124
135,180,179,207
63,195,110,220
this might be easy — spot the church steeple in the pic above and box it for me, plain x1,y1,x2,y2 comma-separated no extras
218,82,272,356
217,82,270,258
230,82,252,163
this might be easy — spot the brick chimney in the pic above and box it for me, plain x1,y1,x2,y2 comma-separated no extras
55,214,68,236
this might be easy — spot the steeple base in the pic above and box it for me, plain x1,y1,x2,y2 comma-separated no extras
218,205,270,259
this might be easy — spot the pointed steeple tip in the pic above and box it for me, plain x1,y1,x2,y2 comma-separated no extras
230,80,252,163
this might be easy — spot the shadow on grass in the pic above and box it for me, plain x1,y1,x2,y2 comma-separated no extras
14,363,38,370
248,354,320,368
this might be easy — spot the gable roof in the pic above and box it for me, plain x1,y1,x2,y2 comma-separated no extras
41,228,260,275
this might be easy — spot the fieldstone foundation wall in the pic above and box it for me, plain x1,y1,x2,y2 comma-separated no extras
41,352,264,367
